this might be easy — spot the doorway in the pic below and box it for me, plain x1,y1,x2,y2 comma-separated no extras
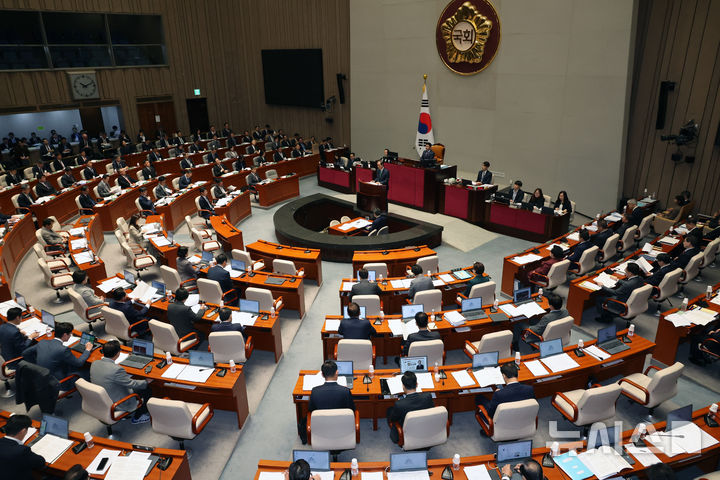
186,98,209,134
79,107,105,137
136,101,177,139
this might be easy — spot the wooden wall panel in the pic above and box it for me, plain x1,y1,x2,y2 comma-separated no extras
625,0,720,215
0,0,350,144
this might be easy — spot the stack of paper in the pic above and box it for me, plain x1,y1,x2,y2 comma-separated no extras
524,360,549,376
541,353,580,373
605,213,623,222
390,279,412,289
473,367,505,387
128,281,157,303
665,312,693,327
258,473,285,480
70,238,87,249
18,318,48,337
338,223,353,231
647,422,719,457
87,449,121,475
105,456,153,480
567,232,581,242
443,310,466,327
684,308,718,326
231,311,257,327
141,222,161,234
711,294,720,306
97,276,131,293
515,302,546,318
580,281,602,291
511,253,543,265
176,365,215,383
30,434,74,463
624,444,660,467
385,376,404,395
415,372,435,390
185,294,200,307
302,372,325,391
73,251,94,264
0,299,25,316
341,282,356,291
463,464,492,480
387,472,430,480
583,345,611,361
594,272,618,289
153,236,171,247
658,236,680,245
451,369,476,387
432,279,445,287
499,304,521,317
577,447,631,479
69,227,86,236
224,264,244,277
324,319,341,331
439,273,454,283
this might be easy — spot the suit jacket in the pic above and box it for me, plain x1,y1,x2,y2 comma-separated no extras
510,188,524,204
198,195,215,219
60,173,75,188
72,283,102,306
212,164,227,177
167,301,204,338
83,166,99,179
22,338,90,381
476,169,493,184
601,275,645,303
615,221,633,239
176,257,197,282
90,357,146,410
273,152,284,162
108,299,148,324
180,158,195,170
368,214,387,232
142,166,157,179
120,145,135,156
211,321,244,334
226,137,237,147
407,276,434,300
463,274,490,297
592,229,613,248
41,228,63,245
389,392,434,426
308,381,355,412
207,265,232,292
529,308,569,335
246,172,261,187
75,155,90,166
419,148,436,167
485,382,535,418
0,322,34,363
154,185,171,199
350,279,382,299
291,148,303,158
4,172,22,185
97,181,112,197
188,143,202,154
52,158,68,171
35,181,56,197
179,175,192,189
0,437,47,480
17,193,33,209
252,131,263,140
233,159,245,172
139,195,155,214
529,257,563,278
645,264,674,287
206,153,220,164
212,185,227,199
246,145,258,154
338,317,376,340
375,168,390,185
528,195,545,209
671,247,700,270
567,240,594,263
31,165,47,178
40,143,55,159
118,175,135,189
141,142,153,151
403,329,442,355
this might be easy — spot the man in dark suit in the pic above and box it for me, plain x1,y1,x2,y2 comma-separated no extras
141,159,157,180
350,268,383,299
591,219,613,248
197,187,215,220
272,148,284,163
212,179,228,199
645,253,674,287
375,160,390,186
252,126,263,140
78,185,96,212
178,170,193,189
419,143,436,168
119,140,135,156
17,184,34,211
226,132,238,148
463,262,490,296
22,322,92,385
108,287,151,334
291,144,304,158
75,150,90,166
246,139,260,155
670,235,700,271
57,137,73,157
111,155,126,172
614,213,634,240
0,414,46,480
207,253,234,298
188,140,202,154
154,176,172,199
519,293,567,344
627,198,649,226
308,360,355,412
595,262,646,322
35,173,57,197
476,161,493,184
167,288,207,344
60,166,76,188
141,138,153,152
682,216,704,242
116,167,135,189
476,362,535,423
509,180,524,204
387,371,434,443
366,208,387,233
39,138,55,163
82,162,99,179
0,308,38,366
51,152,69,172
137,187,155,216
4,167,23,185
31,159,48,179
338,302,376,340
148,147,163,163
179,155,195,170
212,157,228,177
407,264,434,301
567,229,594,271
402,312,441,355
211,307,244,334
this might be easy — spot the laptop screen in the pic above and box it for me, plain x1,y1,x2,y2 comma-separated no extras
666,404,693,431
400,356,428,373
539,338,563,358
79,332,95,345
231,259,246,271
343,305,366,319
189,350,215,368
335,360,353,376
292,450,331,471
123,269,135,285
239,299,260,314
402,304,424,319
15,292,26,309
597,325,617,344
131,339,154,357
513,287,532,303
472,351,499,369
390,452,427,472
151,281,166,296
40,414,69,439
357,269,376,282
497,440,532,464
588,425,619,449
41,310,55,328
201,251,213,262
462,297,483,312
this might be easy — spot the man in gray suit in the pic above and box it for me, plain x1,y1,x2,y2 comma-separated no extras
407,264,434,301
176,246,198,283
40,218,65,247
96,174,112,198
515,293,565,347
72,270,104,306
90,340,151,424
350,268,382,300
22,322,91,387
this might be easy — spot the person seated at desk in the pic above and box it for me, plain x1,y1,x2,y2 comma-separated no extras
338,302,377,340
109,287,151,335
168,287,207,345
681,215,704,241
613,213,634,239
291,143,304,158
4,167,23,185
176,246,199,283
350,268,382,299
375,160,390,186
554,190,572,213
286,459,322,480
197,187,215,221
91,340,151,424
591,219,612,248
670,235,700,270
477,161,492,184
660,195,684,219
500,459,544,480
464,262,490,296
117,167,136,189
387,371,434,443
75,149,91,166
519,293,568,344
154,176,172,199
645,253,673,287
188,139,203,154
308,360,355,412
35,173,57,197
58,137,73,157
111,154,126,172
365,208,387,233
52,152,70,172
60,166,76,188
206,147,221,164
527,245,564,286
213,179,229,199
40,138,55,162
137,187,155,216
31,159,48,179
17,184,34,211
72,270,104,307
127,213,148,246
232,155,246,172
527,188,545,209
179,154,195,170
0,414,46,479
178,170,193,189
246,139,260,155
40,217,65,247
207,253,235,301
272,148,285,163
226,131,237,148
141,159,157,180
402,312,441,356
509,180,524,204
22,321,92,385
141,138,153,152
210,307,244,335
567,229,593,271
96,174,112,198
0,307,39,366
595,262,645,322
476,362,535,424
212,157,228,177
119,139,135,156
82,162,100,180
246,167,262,191
625,198,648,226
407,264,434,300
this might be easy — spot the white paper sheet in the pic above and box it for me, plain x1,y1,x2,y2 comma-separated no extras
341,281,356,291
325,319,341,331
511,253,543,265
580,281,602,291
258,473,285,480
666,312,693,327
388,319,404,337
362,472,384,480
386,375,404,395
473,367,505,387
451,369,476,387
515,302,546,318
231,311,257,327
525,360,549,376
463,464,493,480
387,471,430,480
0,299,24,316
185,294,200,307
128,281,156,303
70,238,87,249
73,251,94,264
499,304,522,317
152,236,171,247
541,353,580,373
21,427,37,444
443,310,466,326
567,232,580,241
87,449,121,475
439,274,454,283
302,372,325,391
390,279,406,289
62,335,79,347
415,372,435,390
18,318,48,336
577,447,631,480
30,434,74,463
623,444,661,467
160,363,186,379
114,353,129,365
105,456,152,480
594,272,618,289
584,345,611,361
176,365,214,383
659,236,680,245
69,227,86,236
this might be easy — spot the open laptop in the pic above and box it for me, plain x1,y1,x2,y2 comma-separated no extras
401,304,424,322
390,452,427,474
539,338,564,359
400,356,428,373
335,360,354,389
343,305,366,319
495,440,532,469
461,297,487,320
167,231,174,244
357,269,376,282
239,299,260,314
200,251,214,264
189,350,215,368
71,332,97,353
596,325,630,355
119,339,155,369
151,280,166,298
27,414,69,447
41,310,55,329
513,287,533,305
666,404,693,431
123,269,136,286
231,259,246,272
472,351,499,371
15,292,32,318
292,450,331,474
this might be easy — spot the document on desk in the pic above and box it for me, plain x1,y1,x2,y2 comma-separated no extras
18,318,46,336
567,231,580,241
594,272,618,289
499,303,521,317
21,427,37,444
185,294,200,307
153,236,171,247
432,279,445,287
515,302,546,318
128,281,157,303
97,276,131,293
580,280,602,291
402,320,419,340
451,369,476,387
463,464,492,480
605,213,623,222
388,319,404,337
70,238,87,249
684,308,718,326
585,225,598,232
176,365,214,383
665,312,693,327
439,273,454,283
511,253,543,265
524,360,549,376
387,470,430,480
30,434,74,463
114,352,129,365
337,223,354,231
62,335,79,347
623,444,661,467
659,236,680,245
711,294,720,306
87,449,121,475
555,452,593,480
224,264,244,277
341,281,357,292
302,372,326,391
105,455,152,480
541,353,580,373
361,472,384,480
386,375,404,395
160,363,186,379
391,279,412,289
473,366,505,387
140,222,161,234
69,227,86,236
324,319,341,331
415,372,435,390
577,447,631,480
311,471,334,480
0,299,24,316
231,311,257,327
443,310,466,327
583,345,611,361
636,256,653,273
258,473,285,480
72,251,94,264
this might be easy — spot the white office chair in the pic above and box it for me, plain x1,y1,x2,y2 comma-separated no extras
699,238,720,276
134,197,154,216
68,288,106,331
523,316,574,346
569,245,599,275
679,252,703,286
352,295,382,316
38,258,73,303
208,331,253,364
407,339,445,366
231,249,265,271
273,259,304,277
120,241,156,278
307,409,359,453
456,281,496,305
159,265,197,292
618,226,638,254
412,289,442,313
377,226,389,235
245,287,283,313
529,259,570,290
340,215,351,223
598,234,619,264
102,306,147,344
416,255,439,274
76,379,142,436
477,399,539,442
618,362,684,414
552,383,622,432
394,406,449,451
636,214,655,243
602,284,653,327
32,243,71,272
11,194,29,214
191,227,221,253
329,219,340,227
172,177,181,190
75,195,94,215
197,278,234,305
23,167,34,180
265,169,278,180
335,339,375,368
147,398,214,450
194,197,214,220
148,319,199,356
362,262,388,278
464,330,513,360
651,268,683,312
185,215,212,237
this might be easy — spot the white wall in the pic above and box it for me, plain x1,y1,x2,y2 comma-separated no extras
0,110,83,140
101,106,124,133
350,0,636,215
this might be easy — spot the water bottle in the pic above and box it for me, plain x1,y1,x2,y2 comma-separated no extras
551,442,560,457
378,273,383,283
350,458,359,476
707,286,713,300
628,324,635,337
492,299,498,312
452,454,460,471
270,306,276,318
434,362,440,382
229,359,236,373
710,403,718,417
430,309,436,323
681,298,688,312
515,352,521,366
84,432,94,449
166,351,172,365
368,365,374,379
578,339,584,351
379,310,384,321
537,288,543,302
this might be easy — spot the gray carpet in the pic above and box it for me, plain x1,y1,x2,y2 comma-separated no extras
2,176,719,480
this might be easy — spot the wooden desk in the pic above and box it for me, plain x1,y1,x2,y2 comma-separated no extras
484,202,571,243
0,214,36,300
653,283,720,365
384,159,457,213
155,183,203,231
357,180,388,213
214,190,251,225
68,215,108,285
246,240,323,285
328,216,370,236
354,166,374,190
441,183,497,223
255,174,300,207
352,246,437,278
294,332,654,428
317,165,355,193
210,215,244,252
0,411,191,479
94,180,159,232
145,214,180,268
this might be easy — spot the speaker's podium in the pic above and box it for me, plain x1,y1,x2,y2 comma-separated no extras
357,181,388,213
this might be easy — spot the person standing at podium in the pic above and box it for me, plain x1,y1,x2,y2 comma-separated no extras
419,143,436,168
476,161,492,184
375,160,389,186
